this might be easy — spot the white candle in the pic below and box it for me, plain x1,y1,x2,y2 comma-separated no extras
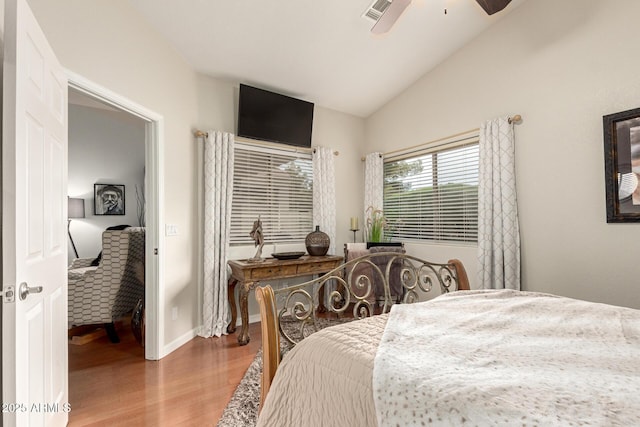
350,217,358,230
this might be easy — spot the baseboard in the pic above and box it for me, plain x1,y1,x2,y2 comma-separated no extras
164,315,261,359
161,327,198,358
248,313,261,324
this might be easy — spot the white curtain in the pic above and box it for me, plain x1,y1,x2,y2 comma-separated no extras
477,117,521,290
364,152,384,216
312,146,336,255
200,131,234,337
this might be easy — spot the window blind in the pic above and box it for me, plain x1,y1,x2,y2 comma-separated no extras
383,139,479,243
230,143,313,245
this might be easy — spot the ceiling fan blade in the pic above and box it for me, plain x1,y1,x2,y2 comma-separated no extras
475,0,513,15
371,0,412,35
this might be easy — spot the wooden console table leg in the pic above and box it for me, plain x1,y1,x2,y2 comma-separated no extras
227,278,238,334
237,280,257,346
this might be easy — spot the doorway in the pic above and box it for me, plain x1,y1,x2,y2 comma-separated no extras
67,72,164,360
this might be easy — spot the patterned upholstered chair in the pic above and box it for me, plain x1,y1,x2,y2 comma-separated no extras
68,227,145,343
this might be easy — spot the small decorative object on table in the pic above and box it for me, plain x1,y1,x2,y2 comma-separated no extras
305,225,330,256
248,216,265,263
271,251,306,260
349,216,359,243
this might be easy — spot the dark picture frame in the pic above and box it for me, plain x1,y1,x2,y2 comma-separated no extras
603,107,640,222
94,183,125,216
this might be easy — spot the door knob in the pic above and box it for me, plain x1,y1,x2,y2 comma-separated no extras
19,282,43,301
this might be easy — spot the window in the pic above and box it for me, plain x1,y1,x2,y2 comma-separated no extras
383,138,479,243
230,142,313,245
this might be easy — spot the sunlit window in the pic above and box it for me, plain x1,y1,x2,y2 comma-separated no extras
230,143,313,245
383,140,479,243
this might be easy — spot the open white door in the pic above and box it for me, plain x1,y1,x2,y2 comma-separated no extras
2,0,69,425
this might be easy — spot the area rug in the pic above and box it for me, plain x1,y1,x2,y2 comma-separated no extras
216,317,353,427
216,348,263,427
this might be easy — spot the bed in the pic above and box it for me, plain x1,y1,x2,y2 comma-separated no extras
255,253,640,426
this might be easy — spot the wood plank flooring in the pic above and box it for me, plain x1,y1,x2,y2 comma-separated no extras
68,322,261,426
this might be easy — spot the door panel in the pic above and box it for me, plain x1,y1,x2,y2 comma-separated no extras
2,0,69,425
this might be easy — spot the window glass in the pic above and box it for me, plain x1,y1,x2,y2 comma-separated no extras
231,143,313,245
383,142,479,243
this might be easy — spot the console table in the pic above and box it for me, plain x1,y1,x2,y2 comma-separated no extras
227,254,343,345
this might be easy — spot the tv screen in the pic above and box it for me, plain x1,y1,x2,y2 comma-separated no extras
237,84,314,148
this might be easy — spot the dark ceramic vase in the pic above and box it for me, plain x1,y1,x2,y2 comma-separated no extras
305,225,330,256
131,298,145,347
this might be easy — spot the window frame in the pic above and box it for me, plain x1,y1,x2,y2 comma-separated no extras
230,141,314,246
382,135,480,244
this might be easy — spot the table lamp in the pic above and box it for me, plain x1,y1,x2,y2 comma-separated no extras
68,197,85,258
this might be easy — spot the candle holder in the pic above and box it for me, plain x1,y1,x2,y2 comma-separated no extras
349,217,359,243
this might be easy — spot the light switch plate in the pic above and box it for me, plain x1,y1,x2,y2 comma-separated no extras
165,224,179,236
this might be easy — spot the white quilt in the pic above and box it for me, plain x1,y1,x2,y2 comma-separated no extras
373,289,640,426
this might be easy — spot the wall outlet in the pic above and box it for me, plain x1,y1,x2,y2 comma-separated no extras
171,306,178,321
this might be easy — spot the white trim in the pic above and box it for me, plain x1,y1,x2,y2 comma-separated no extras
161,327,198,358
144,120,165,360
66,69,165,360
235,135,312,154
248,313,261,325
196,136,204,339
235,139,312,159
384,133,479,162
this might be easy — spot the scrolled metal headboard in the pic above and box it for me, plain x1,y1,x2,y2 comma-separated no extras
255,253,470,412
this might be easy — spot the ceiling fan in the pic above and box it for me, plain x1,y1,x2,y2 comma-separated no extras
369,0,513,34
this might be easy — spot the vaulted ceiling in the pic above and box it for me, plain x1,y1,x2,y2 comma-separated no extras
128,0,526,117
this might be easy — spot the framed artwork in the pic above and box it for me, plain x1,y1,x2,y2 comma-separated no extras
94,184,125,216
603,107,640,222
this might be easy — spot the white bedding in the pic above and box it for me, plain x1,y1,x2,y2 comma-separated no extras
257,290,640,427
374,289,640,426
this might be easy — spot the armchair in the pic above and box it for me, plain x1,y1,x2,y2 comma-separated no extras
68,227,145,343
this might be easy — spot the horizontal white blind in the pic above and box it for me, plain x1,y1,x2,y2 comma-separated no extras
383,140,479,243
231,143,313,245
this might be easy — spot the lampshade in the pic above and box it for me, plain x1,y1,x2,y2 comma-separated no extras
68,197,85,219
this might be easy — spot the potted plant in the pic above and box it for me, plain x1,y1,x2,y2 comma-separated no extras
365,206,387,243
365,206,401,248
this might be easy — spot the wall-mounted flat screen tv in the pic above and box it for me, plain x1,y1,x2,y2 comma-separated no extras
237,84,314,148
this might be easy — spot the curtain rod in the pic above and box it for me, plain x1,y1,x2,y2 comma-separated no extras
360,114,522,161
193,130,338,156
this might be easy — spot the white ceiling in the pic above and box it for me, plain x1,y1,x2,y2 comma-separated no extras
127,0,525,118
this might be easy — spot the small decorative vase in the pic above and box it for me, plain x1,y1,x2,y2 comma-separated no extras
131,298,145,347
305,225,330,256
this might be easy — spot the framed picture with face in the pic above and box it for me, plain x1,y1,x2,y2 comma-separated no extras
94,184,125,216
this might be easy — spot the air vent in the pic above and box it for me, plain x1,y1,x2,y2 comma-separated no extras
362,0,391,22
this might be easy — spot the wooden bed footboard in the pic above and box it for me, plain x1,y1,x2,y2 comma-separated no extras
255,253,469,411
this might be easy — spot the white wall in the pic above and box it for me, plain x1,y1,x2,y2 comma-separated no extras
22,0,367,347
68,103,145,264
366,0,640,309
27,0,202,351
197,75,366,321
196,76,366,253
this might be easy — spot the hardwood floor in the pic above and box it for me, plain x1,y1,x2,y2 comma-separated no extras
68,322,262,426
